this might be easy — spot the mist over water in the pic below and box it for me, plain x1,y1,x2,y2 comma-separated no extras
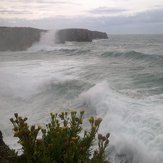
0,34,163,162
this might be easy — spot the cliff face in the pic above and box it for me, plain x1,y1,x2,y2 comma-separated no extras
90,30,108,40
0,27,108,51
55,28,108,43
0,27,45,51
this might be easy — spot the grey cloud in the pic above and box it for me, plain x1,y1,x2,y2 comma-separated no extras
87,8,163,26
0,9,32,15
35,0,78,5
43,8,163,33
89,7,127,14
2,0,78,5
0,0,79,17
1,8,163,34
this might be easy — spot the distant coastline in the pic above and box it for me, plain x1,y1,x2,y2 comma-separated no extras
0,27,108,51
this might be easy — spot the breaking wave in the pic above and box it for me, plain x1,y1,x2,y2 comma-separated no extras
28,30,57,52
79,81,163,163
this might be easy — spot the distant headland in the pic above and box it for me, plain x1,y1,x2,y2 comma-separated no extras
55,28,108,43
0,27,108,51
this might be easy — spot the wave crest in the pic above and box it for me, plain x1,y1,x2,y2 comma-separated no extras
101,50,163,61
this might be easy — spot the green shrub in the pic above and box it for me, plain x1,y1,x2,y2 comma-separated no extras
9,111,110,163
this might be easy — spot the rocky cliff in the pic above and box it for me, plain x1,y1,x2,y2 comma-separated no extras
55,28,108,43
0,27,46,51
0,27,108,51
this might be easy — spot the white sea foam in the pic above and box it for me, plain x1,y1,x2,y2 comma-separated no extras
79,81,163,163
28,30,57,52
0,59,83,99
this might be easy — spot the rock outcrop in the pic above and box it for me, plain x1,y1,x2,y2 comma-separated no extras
0,27,45,51
0,27,108,51
0,130,15,163
55,28,108,43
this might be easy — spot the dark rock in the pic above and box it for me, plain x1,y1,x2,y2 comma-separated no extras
55,28,108,43
0,27,108,51
90,30,108,40
0,27,46,51
0,130,8,147
0,130,18,163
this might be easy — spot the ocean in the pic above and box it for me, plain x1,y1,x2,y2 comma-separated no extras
0,34,163,163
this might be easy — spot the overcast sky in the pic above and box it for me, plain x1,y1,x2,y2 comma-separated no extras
0,0,163,33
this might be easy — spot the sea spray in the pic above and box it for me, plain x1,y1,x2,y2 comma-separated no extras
28,30,57,52
79,81,163,163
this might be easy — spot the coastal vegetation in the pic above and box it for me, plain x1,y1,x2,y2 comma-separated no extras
0,111,110,163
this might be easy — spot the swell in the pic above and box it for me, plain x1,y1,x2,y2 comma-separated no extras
131,73,163,95
101,50,163,63
40,79,93,99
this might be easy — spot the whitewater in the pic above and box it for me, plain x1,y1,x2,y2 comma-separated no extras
0,33,163,163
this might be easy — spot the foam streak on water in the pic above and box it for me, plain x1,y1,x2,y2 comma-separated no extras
0,34,163,162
